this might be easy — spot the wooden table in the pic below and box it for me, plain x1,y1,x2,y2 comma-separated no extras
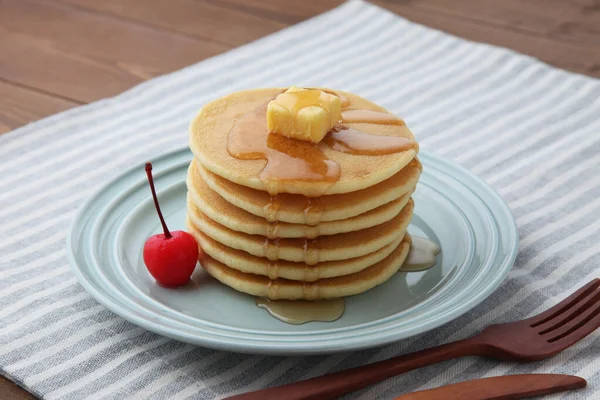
1,0,598,398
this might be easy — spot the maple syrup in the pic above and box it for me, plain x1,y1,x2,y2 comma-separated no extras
400,237,440,272
256,298,345,325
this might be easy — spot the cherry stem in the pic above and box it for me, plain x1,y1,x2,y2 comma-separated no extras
145,162,172,238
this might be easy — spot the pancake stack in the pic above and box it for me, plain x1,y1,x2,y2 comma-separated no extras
187,88,420,300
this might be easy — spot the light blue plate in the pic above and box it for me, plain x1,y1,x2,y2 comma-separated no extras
68,148,518,355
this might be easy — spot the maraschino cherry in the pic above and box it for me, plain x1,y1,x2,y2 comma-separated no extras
143,162,199,287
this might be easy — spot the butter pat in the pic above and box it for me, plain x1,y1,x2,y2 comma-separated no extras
267,87,342,143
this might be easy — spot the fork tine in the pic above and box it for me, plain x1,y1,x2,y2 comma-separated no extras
528,279,600,327
545,301,600,349
536,286,600,334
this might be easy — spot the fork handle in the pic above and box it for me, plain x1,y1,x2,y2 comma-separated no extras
224,337,485,400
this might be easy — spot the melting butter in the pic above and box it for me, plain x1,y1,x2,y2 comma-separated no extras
256,298,345,325
401,236,441,272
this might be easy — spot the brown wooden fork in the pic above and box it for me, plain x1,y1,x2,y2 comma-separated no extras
226,278,600,400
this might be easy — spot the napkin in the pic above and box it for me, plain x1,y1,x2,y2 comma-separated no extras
1,1,600,399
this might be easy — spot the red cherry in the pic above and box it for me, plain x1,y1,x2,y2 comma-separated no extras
143,231,198,287
143,162,199,287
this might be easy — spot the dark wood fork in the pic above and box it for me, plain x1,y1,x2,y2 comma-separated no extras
226,279,600,400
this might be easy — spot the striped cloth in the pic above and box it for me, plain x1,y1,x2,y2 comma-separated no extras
1,0,600,398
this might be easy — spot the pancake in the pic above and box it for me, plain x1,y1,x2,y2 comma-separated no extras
187,194,414,264
195,157,422,225
187,221,404,281
199,234,412,300
187,162,414,239
189,88,418,196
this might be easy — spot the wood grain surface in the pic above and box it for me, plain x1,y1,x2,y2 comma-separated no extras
1,1,599,398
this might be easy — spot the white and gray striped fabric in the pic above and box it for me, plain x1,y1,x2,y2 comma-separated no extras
2,1,600,398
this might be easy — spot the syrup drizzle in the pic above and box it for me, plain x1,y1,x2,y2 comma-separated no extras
226,89,417,195
226,89,425,325
304,265,319,282
263,237,280,262
400,237,441,272
256,298,345,325
256,237,440,326
263,195,280,222
304,197,323,226
266,221,279,240
266,261,279,280
323,126,416,156
303,238,321,265
341,109,404,125
227,104,341,196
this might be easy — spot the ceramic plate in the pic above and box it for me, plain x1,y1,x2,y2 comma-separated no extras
68,148,518,355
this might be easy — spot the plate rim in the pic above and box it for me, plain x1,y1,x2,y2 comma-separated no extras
67,147,519,355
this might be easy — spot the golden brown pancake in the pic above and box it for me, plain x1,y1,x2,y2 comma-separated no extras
189,88,418,196
187,221,404,281
194,157,421,225
187,194,414,265
186,87,422,302
187,162,413,238
199,234,412,300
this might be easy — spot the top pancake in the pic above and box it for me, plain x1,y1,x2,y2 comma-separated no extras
189,88,418,197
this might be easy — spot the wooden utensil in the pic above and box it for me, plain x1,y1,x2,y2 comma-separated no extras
225,279,600,400
394,374,586,399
